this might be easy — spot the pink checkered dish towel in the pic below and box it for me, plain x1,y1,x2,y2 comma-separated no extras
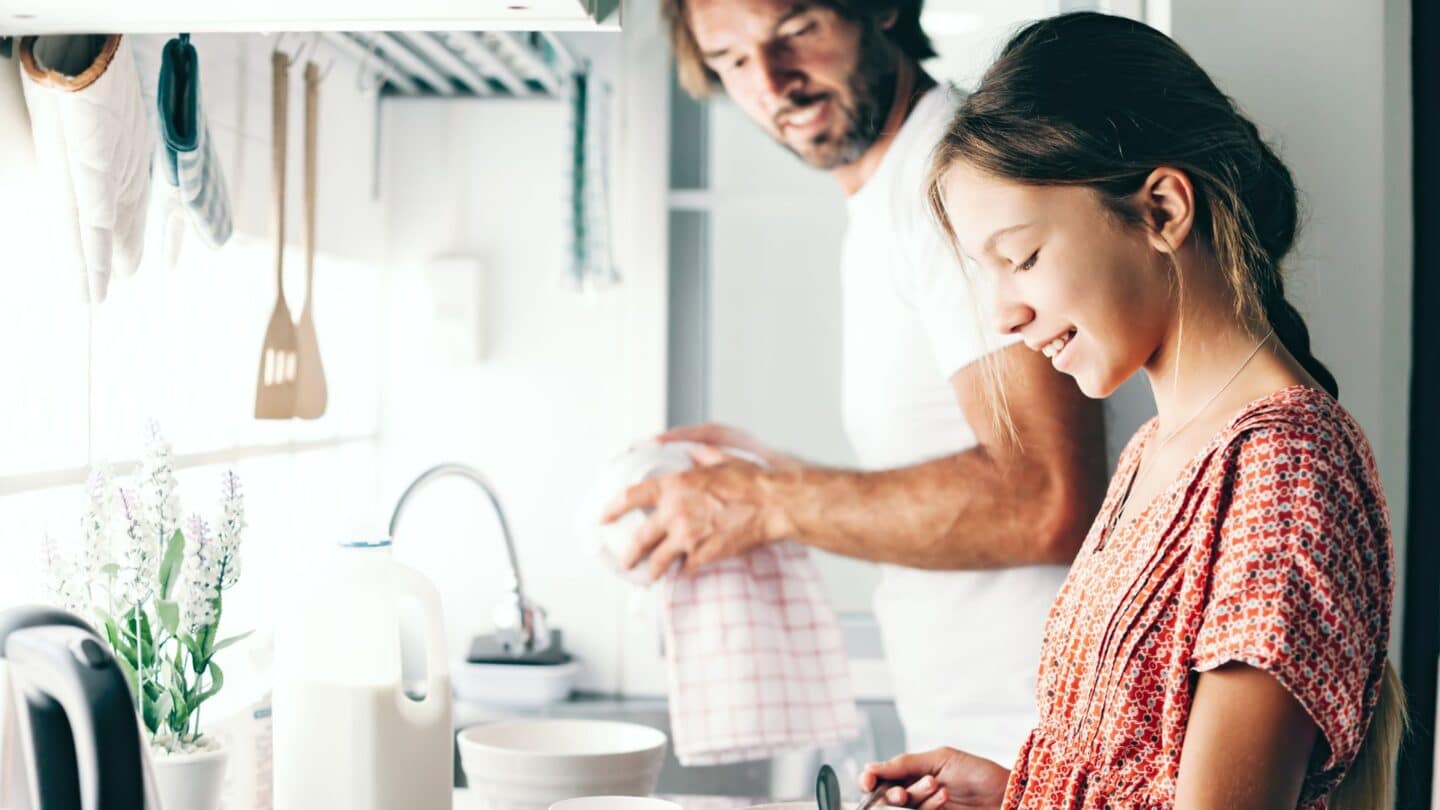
657,539,861,766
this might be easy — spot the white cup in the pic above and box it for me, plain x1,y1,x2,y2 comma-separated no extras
549,798,684,810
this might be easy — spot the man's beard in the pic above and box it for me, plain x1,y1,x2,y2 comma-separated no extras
774,25,898,170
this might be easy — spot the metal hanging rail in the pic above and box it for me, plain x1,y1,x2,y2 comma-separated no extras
335,30,566,98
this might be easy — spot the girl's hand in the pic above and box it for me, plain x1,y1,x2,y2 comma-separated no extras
859,748,1010,810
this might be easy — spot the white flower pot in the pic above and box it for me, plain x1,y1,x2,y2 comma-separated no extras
151,744,228,810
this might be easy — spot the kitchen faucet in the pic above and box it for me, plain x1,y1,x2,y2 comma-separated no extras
388,463,550,656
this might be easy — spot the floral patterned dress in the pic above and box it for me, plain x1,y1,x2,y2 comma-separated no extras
1002,385,1393,809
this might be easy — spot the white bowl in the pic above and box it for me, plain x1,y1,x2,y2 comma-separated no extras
550,798,682,810
458,719,668,810
745,804,813,810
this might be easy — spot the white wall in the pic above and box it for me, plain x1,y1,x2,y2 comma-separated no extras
1165,0,1413,660
375,31,673,695
0,32,389,724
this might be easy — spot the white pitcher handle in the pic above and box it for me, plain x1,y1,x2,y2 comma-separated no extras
391,562,449,716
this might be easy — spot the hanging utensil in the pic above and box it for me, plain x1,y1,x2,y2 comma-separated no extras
292,59,327,419
254,49,296,420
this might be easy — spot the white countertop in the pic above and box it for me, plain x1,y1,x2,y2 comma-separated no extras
454,791,784,810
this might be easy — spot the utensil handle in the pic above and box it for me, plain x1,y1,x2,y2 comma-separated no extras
271,51,289,290
304,60,319,302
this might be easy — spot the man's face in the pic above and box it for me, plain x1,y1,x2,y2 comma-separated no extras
687,0,898,170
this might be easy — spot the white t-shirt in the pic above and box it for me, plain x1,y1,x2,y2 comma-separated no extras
840,85,1069,767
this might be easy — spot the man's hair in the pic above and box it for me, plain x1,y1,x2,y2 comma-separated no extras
663,0,936,98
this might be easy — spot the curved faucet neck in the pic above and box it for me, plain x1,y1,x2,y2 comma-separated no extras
387,462,530,631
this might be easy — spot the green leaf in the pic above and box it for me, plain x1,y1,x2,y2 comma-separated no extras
178,632,202,660
153,691,173,727
155,600,180,636
119,610,153,654
158,529,185,600
99,563,121,577
196,596,223,658
114,651,140,704
169,686,191,732
194,660,225,705
102,617,138,666
140,694,161,734
209,630,254,657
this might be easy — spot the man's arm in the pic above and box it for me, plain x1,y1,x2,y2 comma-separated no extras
763,343,1106,569
609,343,1107,579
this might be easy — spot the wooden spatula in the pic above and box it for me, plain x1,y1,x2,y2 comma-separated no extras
292,60,327,420
254,50,296,420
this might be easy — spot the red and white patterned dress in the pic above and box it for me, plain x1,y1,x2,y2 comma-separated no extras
1002,385,1393,809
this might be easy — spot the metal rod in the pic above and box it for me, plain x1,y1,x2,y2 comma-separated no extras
444,31,531,96
395,32,495,97
486,32,563,95
360,31,457,96
320,32,420,95
538,32,579,76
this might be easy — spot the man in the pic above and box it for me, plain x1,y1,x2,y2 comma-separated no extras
603,0,1108,765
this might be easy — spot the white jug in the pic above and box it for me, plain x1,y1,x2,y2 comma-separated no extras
273,539,453,810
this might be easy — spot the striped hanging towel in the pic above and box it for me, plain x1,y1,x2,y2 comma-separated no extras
157,34,232,251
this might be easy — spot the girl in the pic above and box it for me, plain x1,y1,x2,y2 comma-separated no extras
860,11,1405,810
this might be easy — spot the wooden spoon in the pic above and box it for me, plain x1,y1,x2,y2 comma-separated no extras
292,60,327,420
254,50,296,420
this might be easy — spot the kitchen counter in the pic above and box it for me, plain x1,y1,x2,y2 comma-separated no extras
455,693,901,799
455,791,796,809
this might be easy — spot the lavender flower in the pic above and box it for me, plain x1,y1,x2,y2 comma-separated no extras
212,470,244,589
115,487,158,608
42,534,88,616
80,467,115,580
138,420,182,543
180,515,220,634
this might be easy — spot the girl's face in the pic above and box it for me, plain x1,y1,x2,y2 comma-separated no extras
940,161,1177,398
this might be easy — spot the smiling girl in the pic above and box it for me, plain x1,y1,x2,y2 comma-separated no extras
859,11,1405,810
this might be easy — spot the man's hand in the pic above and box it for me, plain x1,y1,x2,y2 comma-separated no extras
599,432,793,581
655,423,799,470
859,748,1010,810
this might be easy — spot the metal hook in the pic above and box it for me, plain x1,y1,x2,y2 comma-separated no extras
309,32,338,81
291,35,312,65
271,31,311,64
356,40,382,93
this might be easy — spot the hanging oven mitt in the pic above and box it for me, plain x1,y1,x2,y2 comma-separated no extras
157,33,233,252
19,34,151,304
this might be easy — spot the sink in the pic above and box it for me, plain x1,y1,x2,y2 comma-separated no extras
455,695,904,800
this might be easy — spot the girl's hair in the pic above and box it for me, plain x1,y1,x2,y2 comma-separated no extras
928,11,1335,397
927,12,1404,806
663,0,936,98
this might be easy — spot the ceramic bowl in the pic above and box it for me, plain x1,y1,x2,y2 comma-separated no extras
458,719,668,810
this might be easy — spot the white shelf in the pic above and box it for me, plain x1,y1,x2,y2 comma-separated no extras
0,0,621,35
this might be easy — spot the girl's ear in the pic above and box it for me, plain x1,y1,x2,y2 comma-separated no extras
1135,166,1197,255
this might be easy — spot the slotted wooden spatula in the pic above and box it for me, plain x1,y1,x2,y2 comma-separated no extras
254,50,296,420
292,60,327,420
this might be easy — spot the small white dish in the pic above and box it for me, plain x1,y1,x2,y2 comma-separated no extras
453,658,580,707
549,797,682,810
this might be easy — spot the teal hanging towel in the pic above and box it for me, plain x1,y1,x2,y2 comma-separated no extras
157,33,233,250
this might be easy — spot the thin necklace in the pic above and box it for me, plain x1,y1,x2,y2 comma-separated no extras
1102,329,1276,538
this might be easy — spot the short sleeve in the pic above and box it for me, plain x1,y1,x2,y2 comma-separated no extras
1192,422,1391,784
906,214,1021,380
